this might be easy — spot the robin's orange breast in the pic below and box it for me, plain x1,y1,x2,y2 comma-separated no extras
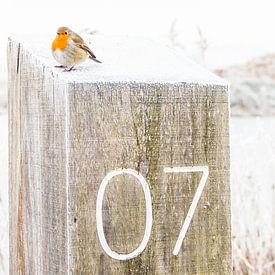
51,36,69,51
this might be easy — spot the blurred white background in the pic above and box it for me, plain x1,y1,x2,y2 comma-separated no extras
1,0,275,274
2,0,275,75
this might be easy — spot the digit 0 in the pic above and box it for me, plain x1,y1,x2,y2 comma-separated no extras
96,168,153,260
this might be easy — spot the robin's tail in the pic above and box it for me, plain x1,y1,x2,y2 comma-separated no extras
89,56,102,63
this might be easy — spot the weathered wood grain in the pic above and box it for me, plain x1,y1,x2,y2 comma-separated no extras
8,36,231,274
8,39,69,275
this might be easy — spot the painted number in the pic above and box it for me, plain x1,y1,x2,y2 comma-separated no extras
96,168,152,260
96,166,209,260
163,166,209,255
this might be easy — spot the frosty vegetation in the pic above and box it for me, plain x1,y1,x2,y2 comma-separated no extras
216,54,275,116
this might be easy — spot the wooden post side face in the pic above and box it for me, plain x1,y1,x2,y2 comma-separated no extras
8,41,69,275
68,82,231,274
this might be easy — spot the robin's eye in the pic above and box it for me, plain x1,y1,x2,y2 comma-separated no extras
64,32,68,35
57,32,60,35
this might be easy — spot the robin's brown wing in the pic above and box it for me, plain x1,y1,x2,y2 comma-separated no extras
76,43,102,63
75,43,97,59
71,32,101,62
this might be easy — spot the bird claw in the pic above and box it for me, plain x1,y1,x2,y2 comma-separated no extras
63,66,75,72
55,65,65,68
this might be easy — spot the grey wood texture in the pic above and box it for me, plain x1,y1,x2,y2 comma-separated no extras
8,39,68,275
8,36,231,275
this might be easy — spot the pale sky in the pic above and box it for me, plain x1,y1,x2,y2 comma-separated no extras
1,0,275,80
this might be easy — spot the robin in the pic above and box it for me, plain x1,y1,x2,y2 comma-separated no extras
51,26,101,71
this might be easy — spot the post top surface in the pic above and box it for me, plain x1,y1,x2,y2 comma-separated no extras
11,35,227,85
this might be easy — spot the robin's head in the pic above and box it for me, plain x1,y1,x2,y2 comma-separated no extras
56,27,72,39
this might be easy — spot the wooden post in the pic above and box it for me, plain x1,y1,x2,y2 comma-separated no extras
8,36,231,274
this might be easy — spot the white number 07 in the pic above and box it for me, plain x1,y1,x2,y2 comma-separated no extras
96,166,209,260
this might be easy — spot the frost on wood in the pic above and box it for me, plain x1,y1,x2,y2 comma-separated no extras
8,36,231,274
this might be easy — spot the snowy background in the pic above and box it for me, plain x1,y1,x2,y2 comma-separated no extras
1,0,275,274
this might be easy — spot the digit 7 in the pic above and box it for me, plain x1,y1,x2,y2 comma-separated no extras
163,166,209,256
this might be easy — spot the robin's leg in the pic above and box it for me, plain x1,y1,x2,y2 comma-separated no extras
55,65,65,68
63,66,75,72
